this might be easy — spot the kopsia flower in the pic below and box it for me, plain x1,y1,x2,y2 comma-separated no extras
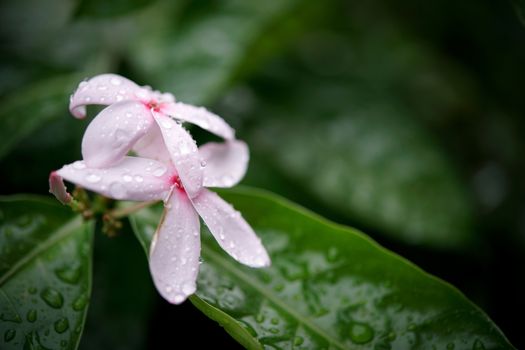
51,74,270,304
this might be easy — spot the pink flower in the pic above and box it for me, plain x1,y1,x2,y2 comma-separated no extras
51,75,270,304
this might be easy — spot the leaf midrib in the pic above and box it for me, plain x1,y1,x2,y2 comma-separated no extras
0,216,83,287
200,244,348,350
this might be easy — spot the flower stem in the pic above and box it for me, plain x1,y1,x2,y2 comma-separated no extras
109,200,159,219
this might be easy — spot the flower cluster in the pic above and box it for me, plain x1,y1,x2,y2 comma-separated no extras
50,74,270,304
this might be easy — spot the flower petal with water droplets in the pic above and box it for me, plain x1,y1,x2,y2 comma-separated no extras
82,101,153,168
191,189,270,268
200,140,249,188
153,114,203,198
132,122,171,163
149,190,201,304
163,102,235,140
69,74,144,119
57,157,172,201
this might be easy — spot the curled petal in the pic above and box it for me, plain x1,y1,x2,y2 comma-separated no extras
163,102,235,140
153,114,203,198
149,190,201,304
49,171,72,205
132,122,171,163
200,140,249,188
82,101,153,168
69,74,144,119
192,189,270,268
57,157,172,201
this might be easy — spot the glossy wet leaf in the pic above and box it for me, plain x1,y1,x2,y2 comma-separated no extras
0,196,93,349
129,188,513,349
0,75,81,160
129,0,309,104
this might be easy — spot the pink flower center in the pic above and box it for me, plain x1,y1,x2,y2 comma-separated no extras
145,100,162,113
169,175,184,192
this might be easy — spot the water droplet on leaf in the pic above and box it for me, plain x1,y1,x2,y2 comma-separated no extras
4,329,15,342
72,293,88,311
348,322,374,344
40,288,64,309
27,309,37,322
54,317,69,334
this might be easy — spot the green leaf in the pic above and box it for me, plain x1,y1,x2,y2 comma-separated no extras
129,188,513,349
0,196,94,349
129,0,313,104
0,74,81,160
74,0,152,18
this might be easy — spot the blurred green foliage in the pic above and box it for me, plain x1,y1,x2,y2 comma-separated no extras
1,0,524,348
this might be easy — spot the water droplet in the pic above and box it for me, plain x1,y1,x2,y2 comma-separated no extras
40,288,64,309
84,96,91,102
61,340,68,347
55,265,81,284
327,246,339,262
123,174,133,182
28,287,37,294
153,166,167,177
113,129,129,147
116,95,124,102
160,119,172,129
387,331,396,341
268,281,283,292
407,323,416,331
173,294,185,303
200,160,207,168
229,241,235,249
269,328,279,334
85,173,101,183
110,77,121,86
222,174,233,185
109,182,127,199
97,85,107,91
72,293,88,311
27,309,37,322
193,231,199,237
54,317,69,334
182,282,195,295
271,318,279,325
255,314,265,323
472,339,486,350
348,322,374,344
293,336,304,346
72,161,86,170
165,286,173,293
134,175,144,183
4,329,15,342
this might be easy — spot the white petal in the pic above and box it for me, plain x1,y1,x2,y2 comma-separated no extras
163,102,235,140
57,157,172,201
200,140,249,188
149,190,201,304
192,189,270,267
132,122,171,163
82,101,153,168
69,74,145,119
153,114,203,198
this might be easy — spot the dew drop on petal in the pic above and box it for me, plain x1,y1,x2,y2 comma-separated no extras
110,77,121,86
153,166,167,177
109,182,126,199
200,160,207,168
160,119,172,129
134,175,144,183
182,282,195,295
173,294,185,304
72,161,86,170
122,174,132,182
85,173,101,183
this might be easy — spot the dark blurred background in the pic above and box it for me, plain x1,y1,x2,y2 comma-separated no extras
1,0,524,348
